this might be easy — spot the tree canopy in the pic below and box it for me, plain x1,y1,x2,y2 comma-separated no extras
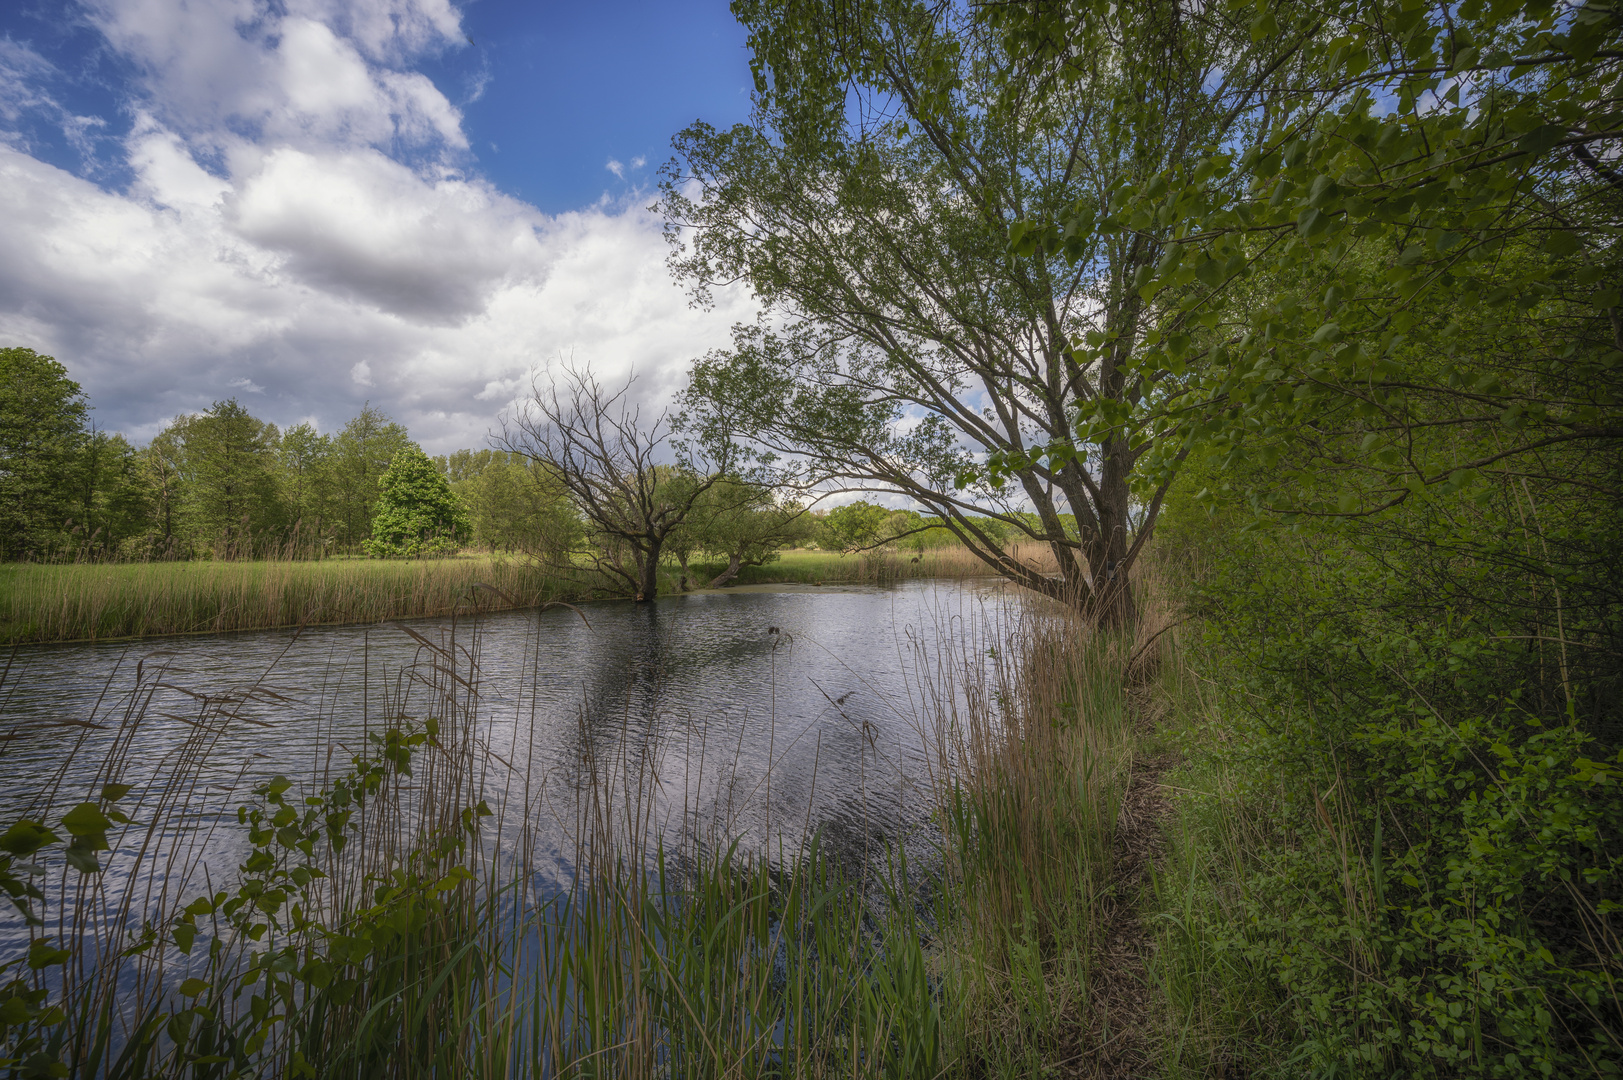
0,348,88,559
662,0,1304,622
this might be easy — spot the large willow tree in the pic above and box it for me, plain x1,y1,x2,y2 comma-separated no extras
660,0,1300,623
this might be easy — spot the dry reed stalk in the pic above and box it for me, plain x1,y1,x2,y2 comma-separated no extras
902,554,1184,1073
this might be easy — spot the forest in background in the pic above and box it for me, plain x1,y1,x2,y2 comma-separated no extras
0,346,1022,582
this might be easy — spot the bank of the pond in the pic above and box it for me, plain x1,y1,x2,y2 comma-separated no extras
0,569,1158,1078
0,545,1045,645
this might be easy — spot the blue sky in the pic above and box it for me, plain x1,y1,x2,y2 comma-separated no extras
0,0,760,451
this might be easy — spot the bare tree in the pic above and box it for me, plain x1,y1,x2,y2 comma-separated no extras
499,365,736,601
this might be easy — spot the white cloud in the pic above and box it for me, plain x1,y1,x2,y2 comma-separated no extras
0,0,755,453
606,158,624,179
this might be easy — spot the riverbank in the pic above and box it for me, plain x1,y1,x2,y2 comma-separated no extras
1,544,1056,645
0,566,1153,1077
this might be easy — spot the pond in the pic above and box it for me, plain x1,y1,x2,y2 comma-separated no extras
0,578,1014,909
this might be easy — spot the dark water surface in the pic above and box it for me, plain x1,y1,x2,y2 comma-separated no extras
0,580,1010,900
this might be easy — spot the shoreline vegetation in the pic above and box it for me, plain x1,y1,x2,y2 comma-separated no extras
0,545,1060,646
0,557,1159,1078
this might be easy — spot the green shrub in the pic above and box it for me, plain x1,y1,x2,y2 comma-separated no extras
1154,500,1623,1078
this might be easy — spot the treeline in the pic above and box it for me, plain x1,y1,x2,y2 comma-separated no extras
0,347,435,560
3,348,1009,573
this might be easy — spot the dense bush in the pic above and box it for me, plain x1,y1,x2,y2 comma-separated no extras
1155,467,1623,1076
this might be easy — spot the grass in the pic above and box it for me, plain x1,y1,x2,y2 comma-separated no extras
0,559,1172,1078
0,555,587,644
688,542,1058,587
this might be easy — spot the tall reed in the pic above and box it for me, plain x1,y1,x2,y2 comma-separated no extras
0,557,586,644
905,572,1175,1077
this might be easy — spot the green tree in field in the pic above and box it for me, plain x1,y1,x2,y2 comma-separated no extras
175,400,285,557
0,347,88,559
663,0,1302,624
68,429,152,558
365,445,470,558
141,423,188,554
437,449,582,561
331,405,412,550
667,479,812,588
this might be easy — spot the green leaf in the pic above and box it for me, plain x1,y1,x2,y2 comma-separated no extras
27,938,71,969
100,783,133,803
1515,124,1564,156
60,802,111,838
1543,231,1580,257
173,922,197,954
179,978,210,998
1297,207,1332,237
63,841,102,875
0,820,60,857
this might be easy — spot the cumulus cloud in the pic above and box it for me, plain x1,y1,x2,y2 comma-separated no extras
0,0,754,452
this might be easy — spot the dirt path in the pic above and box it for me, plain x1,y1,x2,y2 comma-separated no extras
1061,741,1177,1078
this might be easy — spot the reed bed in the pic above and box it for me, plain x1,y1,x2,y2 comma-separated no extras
0,557,585,644
0,564,1175,1078
708,542,1057,588
0,543,1049,645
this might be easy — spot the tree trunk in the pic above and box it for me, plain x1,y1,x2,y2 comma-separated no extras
708,552,743,589
677,552,692,591
636,541,661,601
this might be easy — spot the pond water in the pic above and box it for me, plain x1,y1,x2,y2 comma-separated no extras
0,579,1013,908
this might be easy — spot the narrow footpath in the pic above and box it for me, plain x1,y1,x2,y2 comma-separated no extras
1063,686,1178,1078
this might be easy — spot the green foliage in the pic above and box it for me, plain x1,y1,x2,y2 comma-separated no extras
436,448,582,560
0,347,89,559
1153,452,1622,1075
328,405,413,550
364,445,470,558
278,422,335,547
1001,0,1620,516
663,0,1281,618
170,400,287,555
664,477,812,586
815,500,893,552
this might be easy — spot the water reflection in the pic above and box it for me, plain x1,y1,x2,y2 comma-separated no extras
0,580,1007,894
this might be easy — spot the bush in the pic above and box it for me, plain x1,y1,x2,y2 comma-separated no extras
1153,492,1623,1078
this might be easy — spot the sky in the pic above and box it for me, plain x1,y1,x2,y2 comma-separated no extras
0,0,760,453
